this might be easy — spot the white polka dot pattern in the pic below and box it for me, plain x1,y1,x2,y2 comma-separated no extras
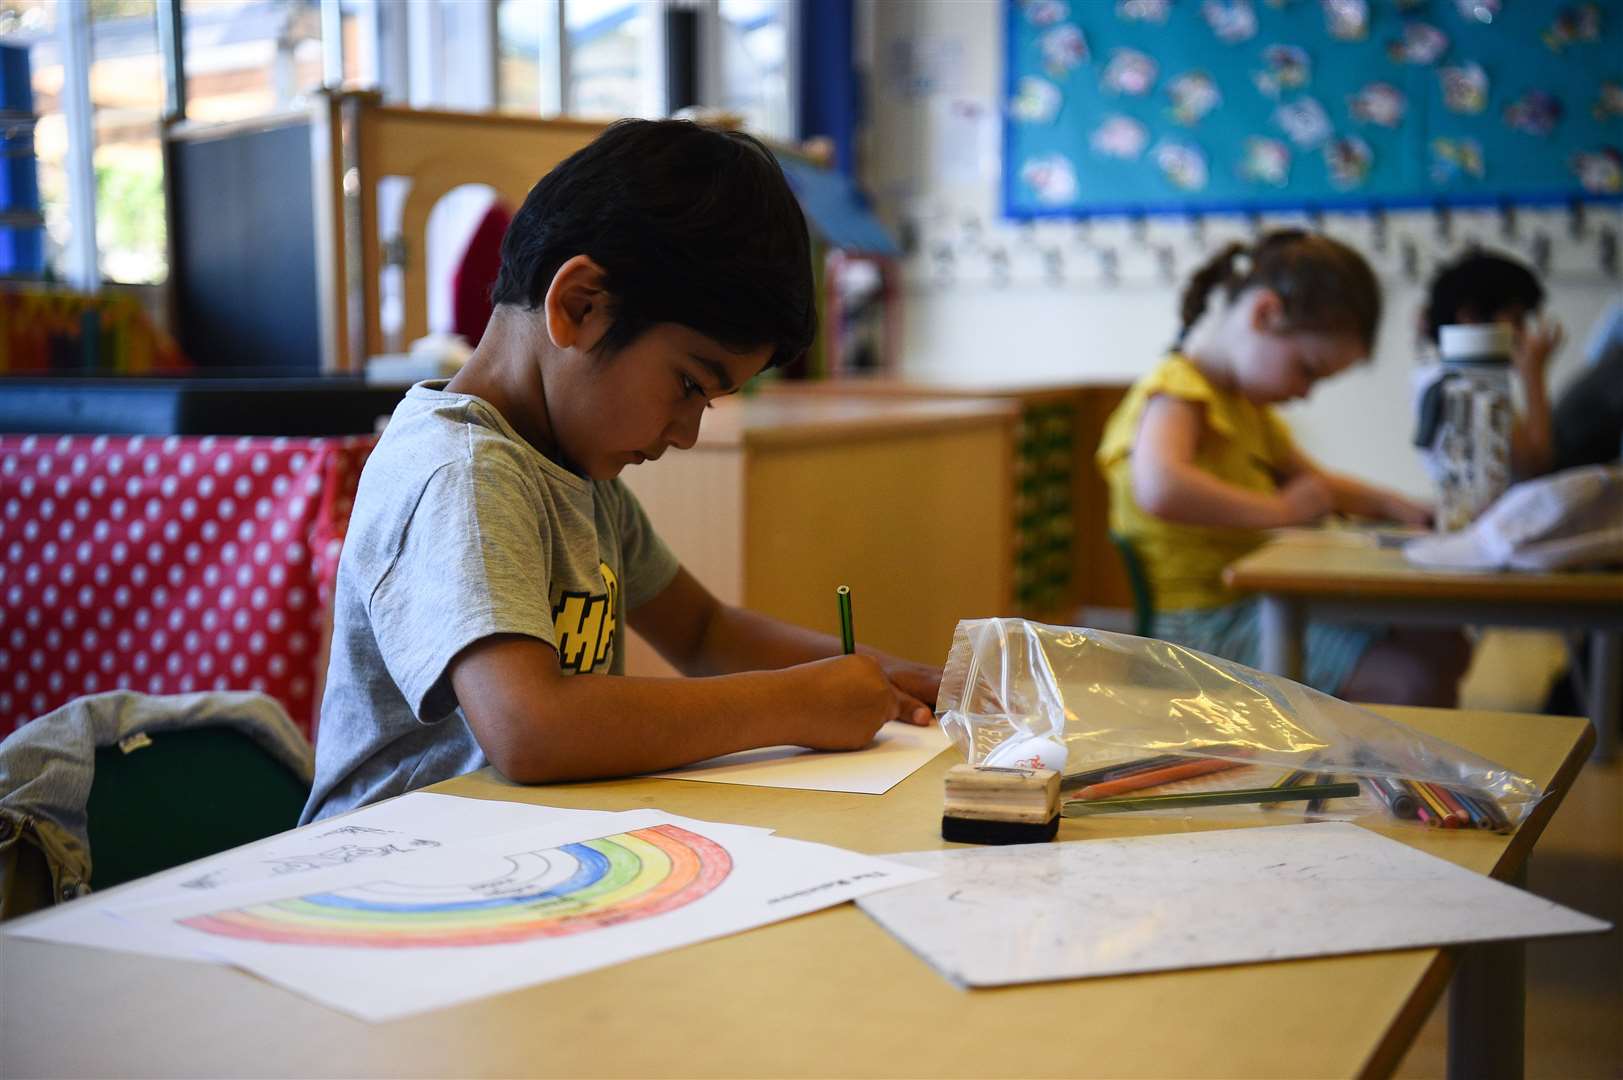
0,435,374,736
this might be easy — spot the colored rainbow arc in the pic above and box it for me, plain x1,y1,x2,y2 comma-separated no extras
180,824,732,948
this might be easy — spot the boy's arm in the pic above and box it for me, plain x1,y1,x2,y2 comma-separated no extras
629,567,938,725
1510,315,1561,479
1131,395,1332,529
448,635,899,784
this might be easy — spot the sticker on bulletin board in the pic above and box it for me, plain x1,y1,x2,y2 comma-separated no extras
1004,0,1623,218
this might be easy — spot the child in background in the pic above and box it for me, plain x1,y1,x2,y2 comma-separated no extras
1553,300,1623,471
1098,231,1471,706
302,120,938,824
1421,250,1564,478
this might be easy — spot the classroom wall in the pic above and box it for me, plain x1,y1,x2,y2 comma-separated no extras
861,0,1623,498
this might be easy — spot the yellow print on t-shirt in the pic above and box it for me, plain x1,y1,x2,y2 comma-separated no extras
552,562,619,673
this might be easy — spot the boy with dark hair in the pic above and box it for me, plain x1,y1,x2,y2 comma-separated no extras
302,120,937,823
1421,249,1564,478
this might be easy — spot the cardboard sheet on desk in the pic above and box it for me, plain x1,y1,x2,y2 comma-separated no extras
857,822,1610,988
646,720,951,794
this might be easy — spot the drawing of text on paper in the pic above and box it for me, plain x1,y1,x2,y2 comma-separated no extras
178,825,733,947
180,829,444,891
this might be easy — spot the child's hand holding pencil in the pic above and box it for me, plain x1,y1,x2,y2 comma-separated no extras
834,585,938,726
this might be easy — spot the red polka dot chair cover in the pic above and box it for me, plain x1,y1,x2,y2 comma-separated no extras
0,434,375,738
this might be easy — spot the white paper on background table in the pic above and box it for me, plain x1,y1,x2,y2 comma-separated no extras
96,808,931,1021
647,720,951,794
5,791,769,958
857,822,1610,988
1270,524,1429,549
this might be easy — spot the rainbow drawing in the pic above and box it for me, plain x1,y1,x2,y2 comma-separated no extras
180,824,732,949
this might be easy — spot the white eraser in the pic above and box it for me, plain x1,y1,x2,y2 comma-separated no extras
981,735,1068,772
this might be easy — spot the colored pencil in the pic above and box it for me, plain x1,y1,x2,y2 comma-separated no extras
1071,757,1247,800
1363,775,1419,819
1061,782,1362,817
1306,771,1336,813
1423,782,1473,828
1060,754,1188,790
1450,787,1493,829
1261,767,1313,808
1456,788,1513,832
1406,780,1461,829
836,585,854,655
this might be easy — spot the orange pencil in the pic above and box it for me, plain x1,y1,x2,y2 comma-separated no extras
1073,757,1246,800
1425,782,1474,828
1406,780,1461,829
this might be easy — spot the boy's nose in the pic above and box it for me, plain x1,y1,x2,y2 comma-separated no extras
666,406,703,450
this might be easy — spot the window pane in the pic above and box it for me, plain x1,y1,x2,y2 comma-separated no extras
497,0,556,114
90,0,165,284
566,0,650,119
1,0,61,279
181,0,323,124
719,0,790,138
340,0,370,86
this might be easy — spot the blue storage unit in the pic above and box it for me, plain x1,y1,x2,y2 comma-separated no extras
0,39,30,111
0,219,43,272
1,136,41,209
1,41,43,278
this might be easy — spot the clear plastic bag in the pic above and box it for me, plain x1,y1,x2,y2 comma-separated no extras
937,618,1542,830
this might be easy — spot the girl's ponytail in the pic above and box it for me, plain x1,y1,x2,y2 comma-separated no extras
1178,242,1251,341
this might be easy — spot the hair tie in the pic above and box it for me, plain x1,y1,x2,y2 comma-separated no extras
1231,251,1254,278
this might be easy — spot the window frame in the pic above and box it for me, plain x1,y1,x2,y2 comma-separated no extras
42,0,799,291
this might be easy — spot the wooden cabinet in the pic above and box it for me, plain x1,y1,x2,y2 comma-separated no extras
762,378,1134,624
621,394,1018,675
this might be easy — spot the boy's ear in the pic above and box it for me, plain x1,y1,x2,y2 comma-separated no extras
543,255,611,350
1248,287,1286,333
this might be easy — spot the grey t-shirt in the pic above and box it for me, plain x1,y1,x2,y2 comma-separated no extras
301,382,680,823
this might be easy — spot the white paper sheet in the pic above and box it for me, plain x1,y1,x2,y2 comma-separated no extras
647,720,951,794
99,809,933,1021
6,792,768,958
857,822,1610,988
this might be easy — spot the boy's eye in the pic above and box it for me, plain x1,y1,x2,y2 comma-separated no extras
680,374,715,408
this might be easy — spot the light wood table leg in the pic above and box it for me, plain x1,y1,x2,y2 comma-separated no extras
1589,631,1620,763
1257,595,1303,682
1447,864,1527,1080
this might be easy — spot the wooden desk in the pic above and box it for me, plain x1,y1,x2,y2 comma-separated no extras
620,393,1018,675
1225,539,1623,761
1,708,1591,1079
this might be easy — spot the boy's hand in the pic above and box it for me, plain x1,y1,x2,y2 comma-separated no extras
1516,315,1564,385
1277,473,1334,526
874,656,940,726
795,654,899,751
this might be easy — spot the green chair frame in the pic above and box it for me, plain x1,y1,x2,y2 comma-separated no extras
1109,531,1157,639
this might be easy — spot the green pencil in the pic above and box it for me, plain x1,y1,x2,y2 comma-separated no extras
1061,781,1361,817
836,584,855,655
1260,767,1313,808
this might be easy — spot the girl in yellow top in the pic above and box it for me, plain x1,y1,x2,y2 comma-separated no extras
1099,230,1471,706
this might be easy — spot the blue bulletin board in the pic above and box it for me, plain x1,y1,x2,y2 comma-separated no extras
1003,0,1623,218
